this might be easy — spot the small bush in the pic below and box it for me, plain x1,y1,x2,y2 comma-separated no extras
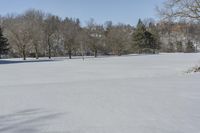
187,66,200,73
193,66,200,73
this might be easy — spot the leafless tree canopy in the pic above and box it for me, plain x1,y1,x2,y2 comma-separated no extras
0,7,199,60
158,0,200,21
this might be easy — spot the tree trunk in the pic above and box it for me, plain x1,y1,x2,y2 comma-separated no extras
80,42,85,61
94,49,97,58
35,45,39,59
117,49,122,56
48,37,51,59
153,49,156,54
68,49,72,59
22,45,26,60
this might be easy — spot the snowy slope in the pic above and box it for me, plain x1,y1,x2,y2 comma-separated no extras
0,53,200,133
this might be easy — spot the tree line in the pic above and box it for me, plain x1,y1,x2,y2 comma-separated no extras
157,0,200,53
0,7,199,60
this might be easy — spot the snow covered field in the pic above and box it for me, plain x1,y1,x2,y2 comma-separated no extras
0,53,200,133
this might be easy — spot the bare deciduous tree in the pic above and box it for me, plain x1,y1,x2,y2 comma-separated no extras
106,24,132,55
87,19,105,57
44,14,61,59
62,18,80,59
158,0,200,21
24,9,45,59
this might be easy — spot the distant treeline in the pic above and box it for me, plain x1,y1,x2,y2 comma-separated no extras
0,9,199,60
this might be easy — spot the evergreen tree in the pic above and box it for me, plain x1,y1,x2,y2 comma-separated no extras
132,19,158,54
0,27,9,59
148,22,160,52
176,41,183,52
132,19,146,53
185,40,195,53
168,42,175,52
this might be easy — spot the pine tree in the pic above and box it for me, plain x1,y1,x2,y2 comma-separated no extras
176,41,183,52
132,19,157,54
148,22,160,52
132,19,146,53
185,40,195,53
0,27,9,59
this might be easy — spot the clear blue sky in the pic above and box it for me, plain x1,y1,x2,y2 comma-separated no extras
0,0,164,26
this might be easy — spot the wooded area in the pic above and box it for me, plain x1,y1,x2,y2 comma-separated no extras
0,0,200,60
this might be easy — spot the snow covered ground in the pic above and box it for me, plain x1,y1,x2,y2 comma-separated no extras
0,53,200,133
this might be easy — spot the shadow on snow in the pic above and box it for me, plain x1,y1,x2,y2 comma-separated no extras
0,108,65,133
0,59,58,65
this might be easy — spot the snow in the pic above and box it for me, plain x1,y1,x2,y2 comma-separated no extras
0,53,200,133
